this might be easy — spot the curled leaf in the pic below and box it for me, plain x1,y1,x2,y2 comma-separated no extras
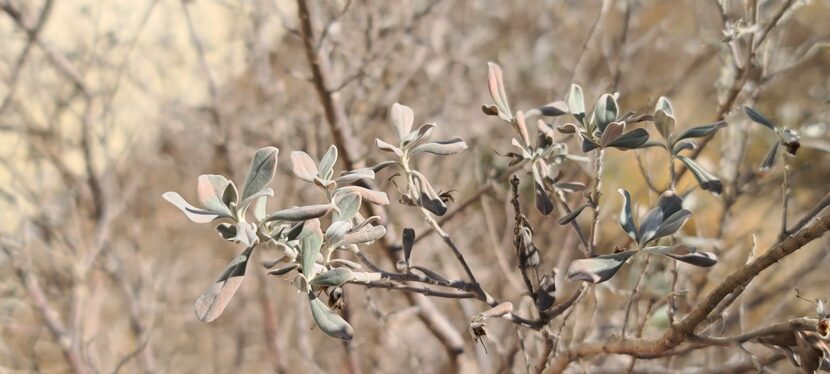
162,192,221,223
375,138,403,156
410,138,468,156
677,156,723,194
557,204,589,225
567,250,637,284
673,121,727,142
618,189,638,242
308,293,354,341
198,175,232,215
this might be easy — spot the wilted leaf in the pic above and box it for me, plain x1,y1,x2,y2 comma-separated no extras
557,204,589,225
677,156,723,194
618,189,638,242
410,138,468,156
567,84,586,125
532,166,553,215
310,268,354,287
291,151,319,183
308,293,354,341
535,272,557,311
780,128,801,155
194,246,255,322
318,145,338,180
216,223,236,240
594,94,618,134
241,147,278,201
567,250,637,284
673,121,727,142
265,204,333,222
744,106,776,130
607,128,650,150
162,192,222,223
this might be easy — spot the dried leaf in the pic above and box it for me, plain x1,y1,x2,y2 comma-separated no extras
402,228,415,264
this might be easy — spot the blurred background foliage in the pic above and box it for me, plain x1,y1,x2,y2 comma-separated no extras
1,0,830,372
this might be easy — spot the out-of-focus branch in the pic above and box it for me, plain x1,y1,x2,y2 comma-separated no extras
0,0,53,115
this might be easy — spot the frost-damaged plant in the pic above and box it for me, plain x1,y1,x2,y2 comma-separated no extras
164,61,830,373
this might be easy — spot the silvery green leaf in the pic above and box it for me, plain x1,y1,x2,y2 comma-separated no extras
265,204,333,222
760,143,779,171
325,221,352,246
291,150,319,183
370,161,398,173
567,250,637,284
318,145,338,180
515,111,532,146
654,109,675,142
593,94,618,134
639,140,666,149
375,138,403,157
567,84,585,125
410,138,468,156
638,207,664,246
162,192,221,223
254,196,268,222
391,102,415,139
333,192,361,222
653,209,691,239
268,264,298,276
672,140,696,155
677,156,723,194
487,62,512,119
241,147,278,201
402,227,415,264
644,245,717,267
194,246,254,322
744,106,776,130
300,227,324,277
238,187,274,215
337,225,386,246
308,293,353,341
310,268,354,287
335,168,375,185
198,174,232,215
338,186,390,205
655,96,674,117
557,204,589,225
607,128,650,150
599,122,624,148
618,189,638,242
402,122,436,147
673,121,727,142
